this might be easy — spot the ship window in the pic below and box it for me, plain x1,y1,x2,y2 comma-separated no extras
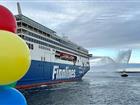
28,25,33,30
41,57,45,61
47,34,50,37
17,22,22,27
22,23,27,27
31,44,34,49
17,29,21,33
26,42,34,50
39,30,42,34
18,35,21,37
19,35,25,39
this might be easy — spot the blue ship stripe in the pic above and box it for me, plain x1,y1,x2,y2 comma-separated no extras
17,60,90,87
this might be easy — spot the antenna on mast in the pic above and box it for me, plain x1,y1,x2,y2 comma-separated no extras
17,2,22,15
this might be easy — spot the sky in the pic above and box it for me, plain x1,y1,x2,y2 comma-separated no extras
0,0,140,63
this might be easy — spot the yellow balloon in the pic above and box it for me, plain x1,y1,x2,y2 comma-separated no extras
0,30,31,85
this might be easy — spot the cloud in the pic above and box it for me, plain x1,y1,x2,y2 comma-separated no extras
1,0,140,49
55,1,140,49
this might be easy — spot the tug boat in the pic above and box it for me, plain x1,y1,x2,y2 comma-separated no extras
121,71,128,77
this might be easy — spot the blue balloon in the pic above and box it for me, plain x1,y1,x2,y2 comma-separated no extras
0,86,27,105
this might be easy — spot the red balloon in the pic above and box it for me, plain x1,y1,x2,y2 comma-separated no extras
0,5,17,33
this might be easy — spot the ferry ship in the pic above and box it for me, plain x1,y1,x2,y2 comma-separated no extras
15,3,91,90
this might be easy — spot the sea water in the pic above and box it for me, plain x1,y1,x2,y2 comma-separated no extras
26,67,140,105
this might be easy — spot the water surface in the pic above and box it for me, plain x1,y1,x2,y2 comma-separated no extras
26,68,140,105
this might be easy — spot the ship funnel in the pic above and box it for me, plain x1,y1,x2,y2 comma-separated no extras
17,2,22,15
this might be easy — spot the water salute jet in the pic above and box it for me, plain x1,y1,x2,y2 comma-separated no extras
0,5,31,105
91,49,132,77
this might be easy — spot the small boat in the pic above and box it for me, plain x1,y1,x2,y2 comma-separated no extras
121,71,128,77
